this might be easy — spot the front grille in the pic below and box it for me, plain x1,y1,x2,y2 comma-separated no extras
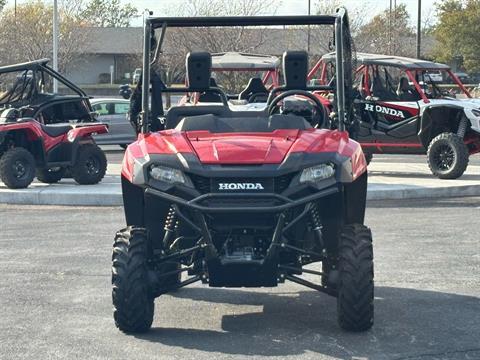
275,173,297,193
189,174,210,194
188,173,297,194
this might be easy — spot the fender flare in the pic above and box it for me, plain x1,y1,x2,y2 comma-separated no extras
418,104,465,148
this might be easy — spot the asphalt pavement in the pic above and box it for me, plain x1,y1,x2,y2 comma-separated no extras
1,197,479,360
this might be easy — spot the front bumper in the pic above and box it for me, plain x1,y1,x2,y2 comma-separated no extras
144,184,339,213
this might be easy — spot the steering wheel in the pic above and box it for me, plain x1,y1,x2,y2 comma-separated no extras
247,92,268,103
267,90,328,128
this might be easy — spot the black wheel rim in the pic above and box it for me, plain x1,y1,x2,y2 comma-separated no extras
85,156,100,176
12,160,28,180
433,144,455,171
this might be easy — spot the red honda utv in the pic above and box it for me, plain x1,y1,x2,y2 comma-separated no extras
0,59,108,189
113,9,373,334
310,53,480,179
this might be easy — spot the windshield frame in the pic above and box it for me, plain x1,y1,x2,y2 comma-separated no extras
140,8,352,133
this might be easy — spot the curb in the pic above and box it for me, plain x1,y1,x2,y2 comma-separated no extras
1,181,480,206
0,185,121,206
366,183,480,201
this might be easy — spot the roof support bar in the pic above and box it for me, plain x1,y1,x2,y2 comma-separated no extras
334,7,346,132
141,12,152,133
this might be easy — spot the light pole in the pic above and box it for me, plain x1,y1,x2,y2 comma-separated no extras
307,0,311,53
389,0,392,54
53,0,59,92
416,0,422,58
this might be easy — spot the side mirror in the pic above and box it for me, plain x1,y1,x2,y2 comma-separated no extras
90,111,99,120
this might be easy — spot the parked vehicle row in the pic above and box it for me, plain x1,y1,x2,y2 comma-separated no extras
2,6,478,341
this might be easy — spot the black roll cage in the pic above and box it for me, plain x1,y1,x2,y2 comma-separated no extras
140,8,351,134
0,59,88,99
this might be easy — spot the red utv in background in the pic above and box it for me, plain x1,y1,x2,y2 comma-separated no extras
0,59,108,189
310,53,480,179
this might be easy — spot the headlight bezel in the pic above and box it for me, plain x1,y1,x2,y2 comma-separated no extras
149,164,186,185
299,163,336,184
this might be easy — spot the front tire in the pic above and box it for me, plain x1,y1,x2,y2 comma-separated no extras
337,224,374,332
427,133,469,179
36,167,65,184
0,148,36,189
71,144,107,185
112,227,154,333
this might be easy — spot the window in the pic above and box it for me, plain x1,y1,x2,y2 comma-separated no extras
93,103,109,115
114,103,129,114
93,102,129,115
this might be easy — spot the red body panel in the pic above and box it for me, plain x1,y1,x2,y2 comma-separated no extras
67,124,108,142
123,129,367,181
186,130,298,164
377,101,420,117
0,121,108,152
0,120,64,151
361,142,423,150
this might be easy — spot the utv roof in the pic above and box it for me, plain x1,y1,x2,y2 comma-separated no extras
146,15,341,29
211,52,280,71
322,52,450,70
0,58,50,73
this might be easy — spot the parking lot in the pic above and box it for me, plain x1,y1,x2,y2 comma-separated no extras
1,197,479,360
3,0,480,359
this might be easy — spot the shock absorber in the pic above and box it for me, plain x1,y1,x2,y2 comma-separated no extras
310,203,324,250
163,206,178,247
457,115,468,138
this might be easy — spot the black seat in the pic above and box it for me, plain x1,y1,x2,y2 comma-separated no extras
41,123,73,137
165,105,230,129
238,77,268,101
198,78,222,103
176,113,311,133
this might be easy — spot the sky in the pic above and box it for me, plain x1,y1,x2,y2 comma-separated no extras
5,0,438,25
132,0,436,18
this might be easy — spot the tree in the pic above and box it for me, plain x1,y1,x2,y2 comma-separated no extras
433,0,480,73
314,0,367,35
355,4,415,56
157,0,279,90
0,1,88,72
80,0,137,27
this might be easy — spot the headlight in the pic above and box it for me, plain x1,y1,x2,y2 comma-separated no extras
149,165,185,184
300,164,335,183
472,109,480,117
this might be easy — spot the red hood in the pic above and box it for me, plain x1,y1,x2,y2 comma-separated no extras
185,130,300,164
122,129,366,182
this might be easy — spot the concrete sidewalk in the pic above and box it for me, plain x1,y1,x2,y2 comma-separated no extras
1,161,479,206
